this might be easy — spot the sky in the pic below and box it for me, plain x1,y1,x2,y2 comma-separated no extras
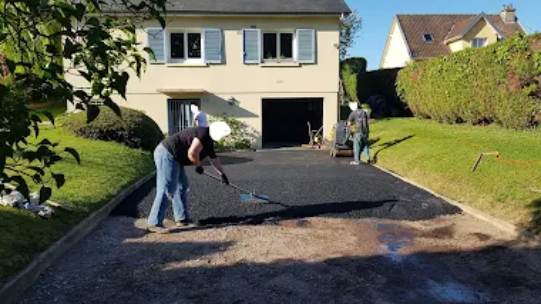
345,0,541,71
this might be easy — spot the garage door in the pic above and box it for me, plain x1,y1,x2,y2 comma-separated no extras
262,98,323,148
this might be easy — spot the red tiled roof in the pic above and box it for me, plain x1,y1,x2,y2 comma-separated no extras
396,14,526,59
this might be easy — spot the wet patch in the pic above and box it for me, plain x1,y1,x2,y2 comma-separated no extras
427,281,483,303
376,222,415,262
419,225,455,239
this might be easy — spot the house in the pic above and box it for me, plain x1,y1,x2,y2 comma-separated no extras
380,5,527,69
65,0,352,149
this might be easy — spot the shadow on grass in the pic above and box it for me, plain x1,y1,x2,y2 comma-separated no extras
528,198,541,234
372,135,415,164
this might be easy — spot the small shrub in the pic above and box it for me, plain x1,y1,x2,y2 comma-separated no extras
208,115,259,151
62,106,164,151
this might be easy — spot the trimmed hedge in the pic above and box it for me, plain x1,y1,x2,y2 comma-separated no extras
62,106,164,151
397,33,541,129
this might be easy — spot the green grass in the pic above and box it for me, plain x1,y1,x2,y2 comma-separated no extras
0,124,154,284
29,102,67,122
369,118,541,232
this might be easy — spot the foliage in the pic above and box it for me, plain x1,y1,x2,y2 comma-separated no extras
357,67,410,117
339,10,363,60
1,126,154,282
208,115,259,151
62,106,164,152
397,34,541,129
341,64,358,104
0,0,166,201
341,57,367,74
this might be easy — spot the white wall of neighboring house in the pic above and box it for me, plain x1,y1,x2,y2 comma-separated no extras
381,20,411,69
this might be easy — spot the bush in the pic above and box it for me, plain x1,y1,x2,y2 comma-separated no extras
208,115,259,151
62,106,164,151
397,33,541,129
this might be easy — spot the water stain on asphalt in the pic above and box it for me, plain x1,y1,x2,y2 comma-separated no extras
427,281,483,303
419,225,456,239
376,222,415,262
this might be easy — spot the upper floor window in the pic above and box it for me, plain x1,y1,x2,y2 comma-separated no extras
472,38,488,48
168,31,202,62
146,28,222,65
263,32,294,62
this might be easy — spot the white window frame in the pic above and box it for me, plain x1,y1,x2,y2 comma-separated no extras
472,37,488,48
164,28,205,64
261,30,296,63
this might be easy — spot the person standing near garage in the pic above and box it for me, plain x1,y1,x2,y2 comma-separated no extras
347,102,371,165
147,121,231,233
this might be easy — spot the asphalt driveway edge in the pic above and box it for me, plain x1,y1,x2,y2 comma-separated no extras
0,171,156,304
372,164,538,241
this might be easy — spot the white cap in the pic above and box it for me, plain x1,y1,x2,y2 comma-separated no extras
348,102,358,111
209,121,231,141
190,104,200,114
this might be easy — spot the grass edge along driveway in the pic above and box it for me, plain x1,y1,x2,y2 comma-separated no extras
369,118,541,234
0,125,154,285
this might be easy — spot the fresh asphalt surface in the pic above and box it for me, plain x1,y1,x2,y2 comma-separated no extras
111,149,461,225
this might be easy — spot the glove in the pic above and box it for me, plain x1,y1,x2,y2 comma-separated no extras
195,166,204,174
221,174,229,185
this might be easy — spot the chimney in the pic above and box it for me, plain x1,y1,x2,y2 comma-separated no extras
500,4,517,23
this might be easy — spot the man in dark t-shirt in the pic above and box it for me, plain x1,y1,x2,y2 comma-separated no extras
147,121,231,233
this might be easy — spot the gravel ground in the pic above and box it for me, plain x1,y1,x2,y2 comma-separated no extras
15,150,541,303
111,150,461,225
18,215,541,304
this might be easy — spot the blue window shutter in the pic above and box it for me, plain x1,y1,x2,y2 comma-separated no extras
204,29,222,64
243,29,261,64
296,29,316,63
147,28,165,63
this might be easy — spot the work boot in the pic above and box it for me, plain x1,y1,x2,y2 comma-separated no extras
176,219,196,228
147,225,169,234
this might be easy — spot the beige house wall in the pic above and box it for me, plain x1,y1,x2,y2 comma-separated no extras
463,19,499,46
66,16,341,149
381,20,411,69
449,40,467,52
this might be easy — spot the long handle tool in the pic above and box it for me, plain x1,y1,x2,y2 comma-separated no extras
203,172,270,204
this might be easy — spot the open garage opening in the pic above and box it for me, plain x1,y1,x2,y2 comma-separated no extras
262,98,324,149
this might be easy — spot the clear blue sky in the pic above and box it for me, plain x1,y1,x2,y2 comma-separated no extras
345,0,541,71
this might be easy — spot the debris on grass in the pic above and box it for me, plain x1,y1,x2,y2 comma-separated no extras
1,187,55,219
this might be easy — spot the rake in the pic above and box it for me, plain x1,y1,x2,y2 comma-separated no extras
203,172,270,204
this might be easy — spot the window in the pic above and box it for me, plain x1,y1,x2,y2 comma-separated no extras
167,31,202,62
263,32,294,61
472,38,488,48
423,34,434,43
168,99,201,134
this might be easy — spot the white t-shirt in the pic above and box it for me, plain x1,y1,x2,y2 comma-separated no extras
194,112,208,126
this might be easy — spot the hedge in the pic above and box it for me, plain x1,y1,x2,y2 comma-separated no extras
62,106,164,151
397,33,541,129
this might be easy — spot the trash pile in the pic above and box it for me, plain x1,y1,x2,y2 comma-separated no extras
0,187,54,218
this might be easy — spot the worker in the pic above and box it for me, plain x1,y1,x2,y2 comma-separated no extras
347,102,371,165
147,121,231,233
191,104,208,127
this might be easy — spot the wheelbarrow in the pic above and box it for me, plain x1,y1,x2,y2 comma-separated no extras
329,121,353,158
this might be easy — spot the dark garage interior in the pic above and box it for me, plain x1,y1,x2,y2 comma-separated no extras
262,98,324,148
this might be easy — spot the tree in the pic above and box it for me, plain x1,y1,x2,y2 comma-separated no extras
339,10,363,61
0,0,167,202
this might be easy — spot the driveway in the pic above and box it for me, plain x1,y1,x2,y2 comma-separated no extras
17,150,541,303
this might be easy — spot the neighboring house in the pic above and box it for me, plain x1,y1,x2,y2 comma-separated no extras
65,0,351,149
380,5,527,69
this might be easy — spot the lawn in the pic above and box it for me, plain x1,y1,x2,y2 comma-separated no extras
0,124,155,284
369,118,541,233
28,101,67,122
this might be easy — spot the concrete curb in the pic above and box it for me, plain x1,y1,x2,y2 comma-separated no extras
0,171,156,304
372,164,537,240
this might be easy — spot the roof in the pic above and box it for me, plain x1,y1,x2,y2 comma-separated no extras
101,0,352,15
395,14,525,59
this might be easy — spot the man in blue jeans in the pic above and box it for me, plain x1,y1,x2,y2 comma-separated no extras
147,121,231,233
347,102,371,165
